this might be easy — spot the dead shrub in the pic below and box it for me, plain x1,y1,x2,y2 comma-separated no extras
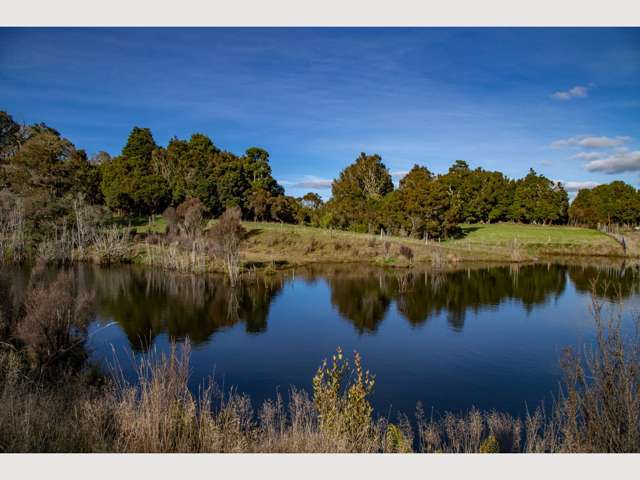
333,240,351,252
382,240,391,258
209,207,246,286
162,206,178,226
304,237,320,255
93,226,131,265
399,245,414,262
176,198,207,237
552,294,640,452
16,272,93,373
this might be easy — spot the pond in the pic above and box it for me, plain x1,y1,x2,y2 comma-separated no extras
6,261,640,417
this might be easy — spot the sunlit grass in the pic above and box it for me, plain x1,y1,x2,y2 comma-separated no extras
454,223,608,244
129,216,629,267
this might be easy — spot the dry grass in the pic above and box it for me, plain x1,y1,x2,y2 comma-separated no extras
142,238,209,273
93,225,131,265
0,198,27,263
240,224,459,269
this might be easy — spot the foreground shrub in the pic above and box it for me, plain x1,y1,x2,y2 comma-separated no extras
312,348,376,450
16,271,93,373
553,296,640,452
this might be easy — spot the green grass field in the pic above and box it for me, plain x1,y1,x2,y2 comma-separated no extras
451,223,615,246
126,215,168,234
447,223,628,257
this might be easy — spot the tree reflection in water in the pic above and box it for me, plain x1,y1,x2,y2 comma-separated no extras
57,261,640,349
92,266,285,351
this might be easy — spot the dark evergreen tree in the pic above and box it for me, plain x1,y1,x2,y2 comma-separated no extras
569,181,640,226
510,169,568,224
100,127,170,216
328,152,394,232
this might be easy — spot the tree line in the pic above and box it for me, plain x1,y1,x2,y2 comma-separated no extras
325,154,571,239
569,181,640,227
2,110,639,243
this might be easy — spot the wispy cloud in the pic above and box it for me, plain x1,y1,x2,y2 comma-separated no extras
571,152,602,161
390,170,410,179
551,85,589,101
551,135,631,149
585,150,640,174
556,180,600,192
281,175,333,190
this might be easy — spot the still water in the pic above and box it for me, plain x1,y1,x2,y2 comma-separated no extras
18,262,640,417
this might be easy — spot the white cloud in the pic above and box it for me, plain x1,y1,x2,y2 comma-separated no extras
285,175,333,189
585,150,640,174
555,180,600,192
551,135,631,149
571,152,602,161
551,85,589,101
539,160,553,166
390,170,410,179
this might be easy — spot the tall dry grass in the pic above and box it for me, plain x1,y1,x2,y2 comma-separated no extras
0,198,27,263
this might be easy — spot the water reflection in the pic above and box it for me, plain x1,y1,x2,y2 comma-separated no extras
74,261,640,349
321,264,568,332
90,267,285,350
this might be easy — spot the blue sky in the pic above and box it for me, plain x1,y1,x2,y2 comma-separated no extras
1,28,639,199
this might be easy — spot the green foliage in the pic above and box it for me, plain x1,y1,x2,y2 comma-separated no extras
479,434,500,453
511,169,568,224
100,127,170,216
121,126,156,160
569,181,640,226
328,152,393,232
312,347,376,446
247,188,272,221
96,126,289,222
379,164,457,239
385,424,412,453
297,192,324,225
4,107,639,251
332,152,394,201
270,196,298,224
323,156,570,239
244,147,284,196
0,120,103,241
0,111,21,162
440,162,515,224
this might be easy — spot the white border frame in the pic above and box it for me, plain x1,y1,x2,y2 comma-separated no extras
1,0,639,26
1,1,639,477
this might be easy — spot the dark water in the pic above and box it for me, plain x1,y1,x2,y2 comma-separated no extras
6,261,640,417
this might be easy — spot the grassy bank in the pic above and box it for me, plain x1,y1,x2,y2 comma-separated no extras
129,220,634,274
